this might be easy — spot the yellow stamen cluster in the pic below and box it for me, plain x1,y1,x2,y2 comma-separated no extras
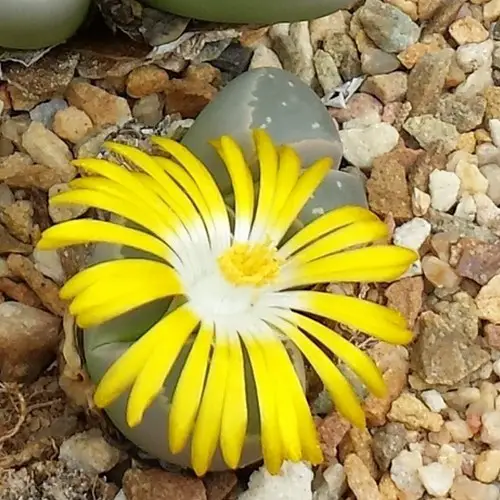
218,242,282,286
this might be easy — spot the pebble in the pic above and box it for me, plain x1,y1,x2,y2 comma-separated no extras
362,72,408,104
421,390,448,412
0,301,60,382
451,475,500,500
390,450,424,498
429,170,461,211
456,158,489,195
480,163,500,204
445,419,474,442
132,93,164,127
455,65,494,99
456,39,494,73
360,47,401,75
476,275,500,323
418,462,455,497
329,93,383,124
371,423,408,471
29,98,67,128
123,468,206,500
21,121,76,183
437,94,486,133
126,65,169,98
385,276,424,327
388,392,444,431
59,429,122,474
477,143,500,166
449,16,490,44
422,255,462,289
481,411,500,445
249,44,283,70
404,115,459,154
32,248,65,285
474,192,500,226
312,463,346,500
339,123,399,169
484,0,500,23
412,187,431,216
474,450,500,483
344,454,382,500
313,50,342,94
239,461,313,500
52,106,93,144
164,77,217,118
359,0,420,53
455,195,477,221
393,217,431,250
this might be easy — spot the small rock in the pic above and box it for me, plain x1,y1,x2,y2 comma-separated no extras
409,143,447,192
344,454,382,500
449,16,490,45
474,450,500,483
390,450,424,498
474,192,500,226
476,275,500,323
48,183,88,222
421,390,447,412
456,40,494,73
132,93,164,127
445,419,474,442
371,423,408,471
388,392,444,431
59,429,122,474
485,86,500,121
404,115,459,154
33,248,65,285
393,217,431,250
360,47,401,75
366,150,412,219
52,106,93,144
422,0,470,36
455,65,494,99
329,93,383,123
249,45,283,70
126,65,169,98
123,468,207,500
385,276,424,327
482,411,500,446
29,98,67,128
0,200,34,243
412,187,431,216
312,463,346,500
66,80,132,128
313,50,342,94
0,223,32,254
490,118,500,147
204,471,237,500
437,94,486,133
455,158,488,196
21,121,76,182
451,475,500,500
480,163,500,204
359,0,421,53
317,413,351,465
362,72,408,104
340,123,399,169
164,78,217,118
323,32,361,81
456,238,500,285
7,254,65,316
418,462,455,497
239,461,312,500
455,194,477,221
429,170,461,211
0,302,60,382
407,48,453,116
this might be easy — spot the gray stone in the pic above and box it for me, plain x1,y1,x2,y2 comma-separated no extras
437,94,486,133
372,423,408,471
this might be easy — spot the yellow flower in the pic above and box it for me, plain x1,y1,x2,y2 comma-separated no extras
36,129,417,476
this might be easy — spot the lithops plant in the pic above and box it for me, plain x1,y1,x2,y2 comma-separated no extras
39,70,417,474
142,0,358,24
0,0,91,49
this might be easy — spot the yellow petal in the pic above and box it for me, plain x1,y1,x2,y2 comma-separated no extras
220,333,247,469
249,129,279,241
260,332,323,465
270,157,333,245
286,312,386,397
212,136,254,242
267,315,366,428
256,327,301,462
60,259,175,300
93,306,194,408
50,189,170,242
278,205,379,259
287,219,389,265
169,322,213,454
240,332,283,474
279,245,417,288
37,220,172,261
276,290,413,344
150,136,231,249
126,305,199,427
191,334,230,476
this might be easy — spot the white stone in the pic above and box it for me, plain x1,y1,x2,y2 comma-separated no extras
455,159,489,195
339,123,399,169
429,170,461,212
489,119,500,149
250,45,283,70
390,450,425,498
418,462,455,497
456,39,494,73
421,390,447,412
480,164,500,205
393,217,431,251
474,193,500,226
59,429,122,474
455,65,494,98
481,411,500,446
412,187,431,216
239,461,313,500
343,111,381,130
455,195,477,221
438,444,463,475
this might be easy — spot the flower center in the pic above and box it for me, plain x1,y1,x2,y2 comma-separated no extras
218,241,282,287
